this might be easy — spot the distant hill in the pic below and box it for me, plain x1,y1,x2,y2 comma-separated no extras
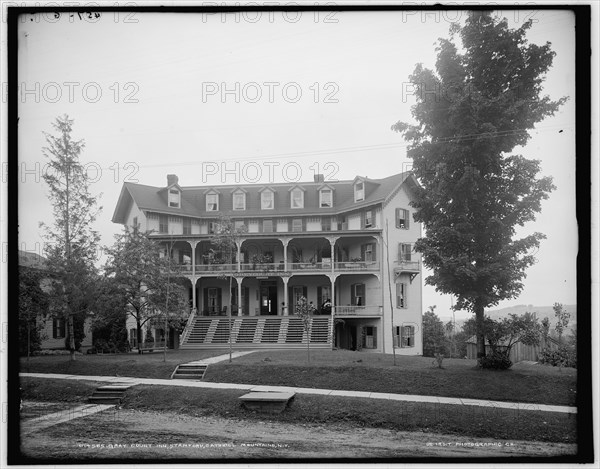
440,304,577,333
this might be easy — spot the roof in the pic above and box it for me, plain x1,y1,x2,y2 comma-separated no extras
112,172,417,224
18,250,48,270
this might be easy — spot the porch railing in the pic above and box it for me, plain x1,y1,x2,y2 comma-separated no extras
195,263,237,273
334,261,380,271
333,305,383,316
180,308,196,344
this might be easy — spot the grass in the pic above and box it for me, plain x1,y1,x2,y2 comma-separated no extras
20,377,577,444
20,349,577,405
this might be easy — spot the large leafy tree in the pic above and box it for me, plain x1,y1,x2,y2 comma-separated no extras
40,115,101,360
422,306,447,357
103,228,188,353
392,13,567,360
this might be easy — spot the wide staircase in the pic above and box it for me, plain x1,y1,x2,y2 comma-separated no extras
180,316,333,350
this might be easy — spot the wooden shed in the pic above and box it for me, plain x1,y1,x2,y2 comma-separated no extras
466,336,560,363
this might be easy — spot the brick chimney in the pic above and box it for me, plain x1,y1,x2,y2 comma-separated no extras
167,174,179,186
314,174,324,183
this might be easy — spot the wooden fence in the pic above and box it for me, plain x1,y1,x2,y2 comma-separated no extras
466,336,560,362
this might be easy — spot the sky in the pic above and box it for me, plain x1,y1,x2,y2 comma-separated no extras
12,7,579,320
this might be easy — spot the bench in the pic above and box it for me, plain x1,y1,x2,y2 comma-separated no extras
238,391,296,413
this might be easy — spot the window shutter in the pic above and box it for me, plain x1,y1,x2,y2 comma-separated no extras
400,325,405,347
360,244,366,260
372,243,377,261
373,327,377,348
362,284,366,305
395,208,400,228
405,209,410,229
217,288,222,311
397,243,402,263
350,284,356,305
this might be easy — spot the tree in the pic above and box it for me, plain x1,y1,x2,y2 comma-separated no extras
40,115,101,360
103,228,188,354
19,269,49,361
391,13,566,361
207,216,248,363
295,296,316,363
553,302,570,344
482,313,542,369
422,305,447,357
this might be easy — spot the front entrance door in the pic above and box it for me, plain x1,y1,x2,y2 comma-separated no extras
260,281,278,315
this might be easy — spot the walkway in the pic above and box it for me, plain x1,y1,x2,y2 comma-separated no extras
20,372,576,415
183,350,257,365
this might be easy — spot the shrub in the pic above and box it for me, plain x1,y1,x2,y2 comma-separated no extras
479,351,512,370
538,345,577,368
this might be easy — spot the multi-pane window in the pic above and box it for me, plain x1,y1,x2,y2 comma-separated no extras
208,287,219,313
183,218,191,235
261,190,274,210
132,216,138,230
398,243,412,262
159,214,168,233
291,188,304,209
206,193,219,211
364,210,373,228
168,189,180,208
52,318,65,339
354,182,364,202
321,217,331,232
362,326,377,349
396,282,407,308
320,189,333,208
292,218,303,232
233,191,246,210
396,208,410,229
401,325,415,347
364,244,374,262
262,219,273,233
351,283,365,306
234,220,246,231
208,221,217,234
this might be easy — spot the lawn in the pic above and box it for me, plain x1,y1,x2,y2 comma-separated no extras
20,349,577,405
19,377,577,444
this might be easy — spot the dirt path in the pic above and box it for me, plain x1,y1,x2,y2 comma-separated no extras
20,404,577,460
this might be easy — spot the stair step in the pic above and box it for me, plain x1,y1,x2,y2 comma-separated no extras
88,396,122,404
92,391,125,398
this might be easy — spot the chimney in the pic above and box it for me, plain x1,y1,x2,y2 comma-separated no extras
167,174,179,186
314,174,324,183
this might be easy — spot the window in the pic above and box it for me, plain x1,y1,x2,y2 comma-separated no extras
52,318,65,339
262,219,273,233
183,218,191,235
398,243,412,262
354,181,364,202
168,189,180,208
396,208,410,229
364,210,373,228
159,214,168,233
261,190,274,210
234,220,246,231
208,221,217,234
233,191,246,210
397,325,414,347
206,193,219,211
351,283,365,306
320,188,333,208
364,243,376,262
132,216,138,230
129,328,137,348
291,188,304,209
207,287,220,313
396,282,407,308
292,218,303,232
321,217,331,232
362,326,377,349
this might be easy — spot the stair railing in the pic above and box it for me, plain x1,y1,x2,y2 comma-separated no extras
180,308,197,345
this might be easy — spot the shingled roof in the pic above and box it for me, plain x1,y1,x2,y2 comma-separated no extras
112,172,416,224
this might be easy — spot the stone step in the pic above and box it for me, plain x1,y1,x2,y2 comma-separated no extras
88,396,122,404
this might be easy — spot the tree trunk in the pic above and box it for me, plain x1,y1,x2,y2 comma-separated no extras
137,319,142,355
474,300,486,362
68,314,76,361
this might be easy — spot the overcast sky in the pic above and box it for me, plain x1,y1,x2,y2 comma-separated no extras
14,8,577,319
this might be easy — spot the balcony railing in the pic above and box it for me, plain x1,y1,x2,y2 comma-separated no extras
196,263,237,273
334,261,380,271
394,260,420,273
333,305,383,316
290,262,328,271
240,263,282,272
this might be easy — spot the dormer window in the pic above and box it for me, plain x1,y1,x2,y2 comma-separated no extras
320,188,333,208
261,190,274,210
233,191,246,210
291,188,304,209
206,193,219,211
354,181,364,202
168,189,181,208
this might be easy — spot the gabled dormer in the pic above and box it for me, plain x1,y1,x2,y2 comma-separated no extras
161,174,182,209
204,188,220,212
231,187,247,211
317,183,335,208
259,187,275,210
289,185,305,209
353,176,366,202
